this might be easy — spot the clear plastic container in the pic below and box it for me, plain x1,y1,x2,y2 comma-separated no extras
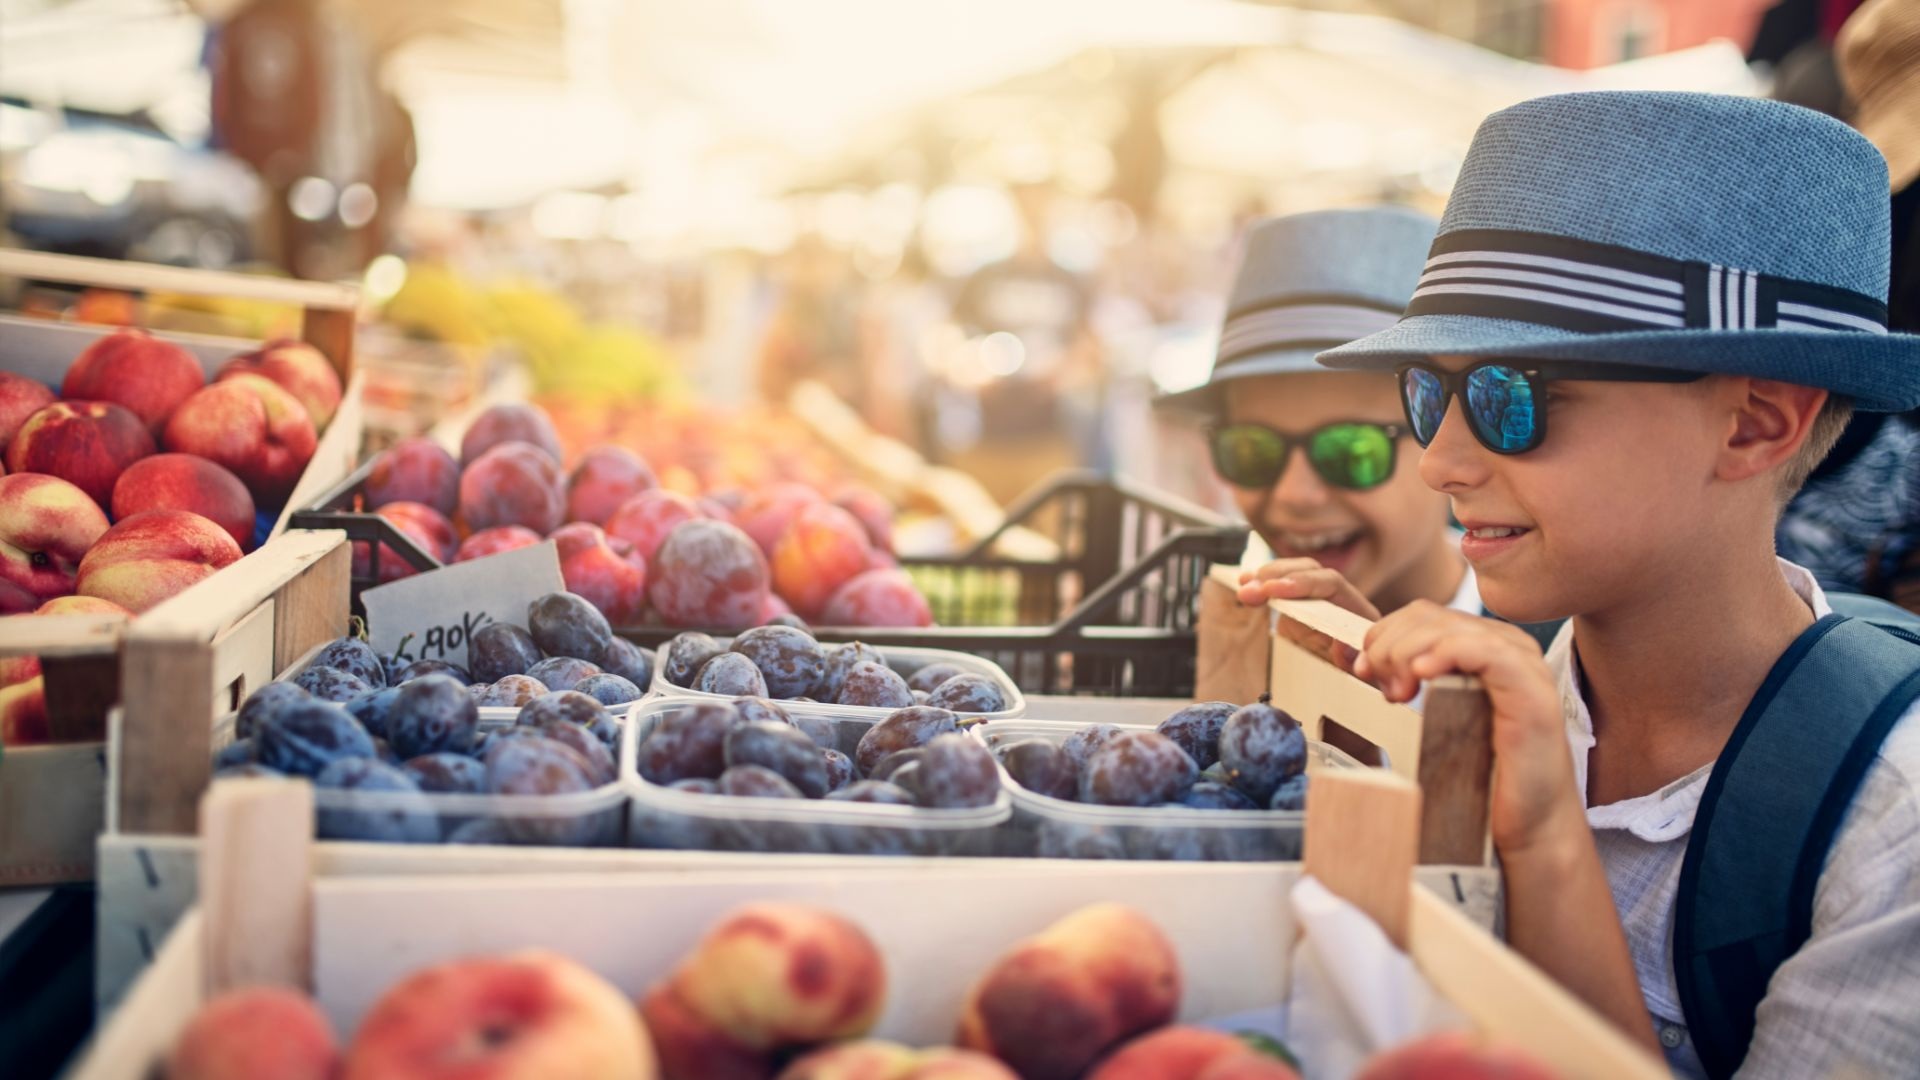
213,711,629,849
620,698,1010,857
278,638,656,726
972,718,1361,861
647,639,1024,722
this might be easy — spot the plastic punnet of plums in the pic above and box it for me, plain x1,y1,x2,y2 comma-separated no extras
1155,701,1238,771
662,631,723,688
527,592,614,665
728,625,826,699
854,705,959,776
1218,696,1307,805
1079,731,1199,807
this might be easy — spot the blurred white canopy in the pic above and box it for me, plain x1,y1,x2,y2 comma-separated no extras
0,0,1759,210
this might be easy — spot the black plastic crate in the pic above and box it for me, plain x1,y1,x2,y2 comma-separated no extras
292,468,1247,698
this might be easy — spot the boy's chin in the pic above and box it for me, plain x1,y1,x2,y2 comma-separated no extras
1477,583,1573,629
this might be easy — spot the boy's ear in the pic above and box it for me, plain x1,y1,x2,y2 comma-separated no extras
1717,377,1828,484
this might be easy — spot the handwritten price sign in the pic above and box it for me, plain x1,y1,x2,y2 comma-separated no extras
362,541,565,667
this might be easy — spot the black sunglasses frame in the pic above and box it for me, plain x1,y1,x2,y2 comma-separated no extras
1206,419,1410,492
1394,360,1708,455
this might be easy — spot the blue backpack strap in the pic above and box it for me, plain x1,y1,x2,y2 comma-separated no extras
1675,614,1920,1077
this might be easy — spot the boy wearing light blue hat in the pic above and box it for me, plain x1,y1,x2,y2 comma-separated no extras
1161,207,1478,619
1318,93,1920,1077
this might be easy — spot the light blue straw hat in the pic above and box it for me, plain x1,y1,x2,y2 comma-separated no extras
1319,92,1920,412
1157,206,1437,415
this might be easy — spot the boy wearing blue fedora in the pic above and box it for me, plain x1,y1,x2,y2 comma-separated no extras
1314,92,1920,1077
1162,207,1479,618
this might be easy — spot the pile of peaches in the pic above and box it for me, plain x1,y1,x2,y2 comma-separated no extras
357,402,934,632
0,328,342,744
162,900,1554,1080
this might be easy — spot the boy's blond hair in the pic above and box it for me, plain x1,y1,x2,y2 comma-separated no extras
1781,395,1857,499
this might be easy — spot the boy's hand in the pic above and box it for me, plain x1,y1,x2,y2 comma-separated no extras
1352,601,1586,856
1236,558,1381,621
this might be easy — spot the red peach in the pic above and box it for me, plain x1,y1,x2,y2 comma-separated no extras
908,1050,1022,1080
0,651,39,688
163,374,317,504
460,403,564,467
552,522,648,624
165,985,338,1080
668,903,886,1052
697,496,736,525
354,502,457,584
0,675,47,744
61,328,205,435
820,570,933,628
1196,1053,1304,1080
217,339,342,429
956,904,1179,1080
606,489,704,566
647,519,770,630
343,951,655,1080
0,372,55,447
834,487,895,553
775,1040,918,1080
456,525,544,563
1088,1028,1260,1080
111,454,255,551
640,984,772,1080
0,473,110,613
364,436,460,516
736,483,825,557
772,503,874,620
458,441,565,536
567,445,658,526
75,509,244,613
1354,1033,1559,1080
7,400,155,508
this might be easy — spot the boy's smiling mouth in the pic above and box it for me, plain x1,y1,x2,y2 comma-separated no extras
1458,519,1533,562
1269,527,1366,572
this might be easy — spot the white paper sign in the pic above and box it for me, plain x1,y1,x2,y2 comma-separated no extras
361,541,565,668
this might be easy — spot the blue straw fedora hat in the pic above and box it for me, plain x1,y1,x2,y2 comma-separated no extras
1157,206,1436,415
1318,92,1920,412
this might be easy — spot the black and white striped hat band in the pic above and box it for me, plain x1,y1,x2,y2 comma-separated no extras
1403,228,1889,337
1217,298,1403,367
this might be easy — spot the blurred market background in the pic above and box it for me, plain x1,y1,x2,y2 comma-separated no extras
0,0,1839,533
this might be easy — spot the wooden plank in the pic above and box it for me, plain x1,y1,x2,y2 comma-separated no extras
1195,575,1272,704
42,653,116,741
270,541,350,673
208,600,277,720
0,248,359,311
1303,770,1420,949
1410,887,1666,1079
1417,677,1494,866
67,909,205,1080
300,306,357,379
273,375,365,538
1269,625,1422,781
133,531,345,643
117,637,214,835
0,613,124,657
199,778,314,995
0,742,104,884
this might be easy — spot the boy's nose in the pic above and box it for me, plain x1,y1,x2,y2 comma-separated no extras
1270,447,1331,509
1416,400,1490,494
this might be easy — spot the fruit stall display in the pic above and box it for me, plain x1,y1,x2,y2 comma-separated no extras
71,767,1665,1080
295,399,1246,698
0,249,362,883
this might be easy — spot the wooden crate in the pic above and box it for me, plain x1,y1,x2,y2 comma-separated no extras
71,772,1663,1080
0,531,348,886
0,250,362,884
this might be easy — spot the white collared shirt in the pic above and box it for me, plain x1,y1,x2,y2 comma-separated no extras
1545,559,1920,1078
